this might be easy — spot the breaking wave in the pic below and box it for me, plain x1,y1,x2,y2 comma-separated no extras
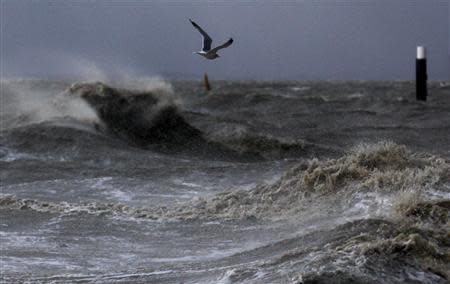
3,141,448,221
176,141,449,219
67,82,201,146
3,80,402,161
1,81,260,160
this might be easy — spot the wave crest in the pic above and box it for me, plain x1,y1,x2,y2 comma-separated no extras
178,141,450,219
64,82,202,146
2,142,448,221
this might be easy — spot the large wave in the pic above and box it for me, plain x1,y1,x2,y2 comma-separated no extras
67,82,201,146
1,80,263,161
175,141,449,219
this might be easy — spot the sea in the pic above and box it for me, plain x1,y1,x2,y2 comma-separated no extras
1,78,449,283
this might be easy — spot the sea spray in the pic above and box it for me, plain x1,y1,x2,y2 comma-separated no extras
1,80,99,129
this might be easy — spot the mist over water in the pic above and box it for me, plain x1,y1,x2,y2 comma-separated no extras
1,78,449,283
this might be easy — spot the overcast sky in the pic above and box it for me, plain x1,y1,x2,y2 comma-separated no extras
2,1,449,80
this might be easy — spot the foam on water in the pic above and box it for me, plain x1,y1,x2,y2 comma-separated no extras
172,141,449,220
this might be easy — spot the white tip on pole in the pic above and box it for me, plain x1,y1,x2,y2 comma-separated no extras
417,46,426,59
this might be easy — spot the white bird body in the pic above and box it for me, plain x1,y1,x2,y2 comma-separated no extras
189,19,233,60
194,51,220,60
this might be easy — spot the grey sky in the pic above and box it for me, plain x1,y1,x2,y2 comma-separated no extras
2,0,449,80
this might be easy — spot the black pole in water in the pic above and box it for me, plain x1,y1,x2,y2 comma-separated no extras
416,46,427,101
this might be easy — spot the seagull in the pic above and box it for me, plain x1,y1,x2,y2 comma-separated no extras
189,19,233,60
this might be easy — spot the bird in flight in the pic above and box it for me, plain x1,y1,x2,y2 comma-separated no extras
189,19,233,60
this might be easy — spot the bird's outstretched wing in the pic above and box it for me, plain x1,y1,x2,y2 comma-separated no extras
210,38,233,53
189,19,212,52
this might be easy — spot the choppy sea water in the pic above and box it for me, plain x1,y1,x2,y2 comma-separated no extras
1,79,449,283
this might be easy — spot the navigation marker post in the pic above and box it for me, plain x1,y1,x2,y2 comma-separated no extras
416,46,428,101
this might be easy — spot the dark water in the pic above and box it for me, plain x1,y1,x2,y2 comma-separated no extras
1,79,449,283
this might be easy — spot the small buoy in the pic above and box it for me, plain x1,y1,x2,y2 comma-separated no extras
204,73,211,92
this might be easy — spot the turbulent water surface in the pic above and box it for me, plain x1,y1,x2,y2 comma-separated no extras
1,79,449,283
